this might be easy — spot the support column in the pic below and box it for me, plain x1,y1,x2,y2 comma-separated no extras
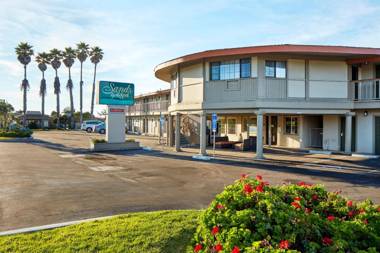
345,113,352,153
168,115,173,146
200,111,207,156
268,115,272,146
166,116,170,146
175,113,181,152
256,111,264,159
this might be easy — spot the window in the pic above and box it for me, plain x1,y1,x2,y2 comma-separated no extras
210,58,251,80
220,119,226,134
352,65,359,81
170,73,177,89
227,118,236,134
210,62,220,80
285,117,298,135
265,60,287,78
240,58,251,78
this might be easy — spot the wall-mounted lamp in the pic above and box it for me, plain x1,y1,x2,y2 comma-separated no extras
364,111,368,116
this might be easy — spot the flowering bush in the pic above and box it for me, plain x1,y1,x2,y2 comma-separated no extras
192,175,380,252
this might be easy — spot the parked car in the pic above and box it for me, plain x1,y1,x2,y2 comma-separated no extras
93,122,106,134
81,120,103,133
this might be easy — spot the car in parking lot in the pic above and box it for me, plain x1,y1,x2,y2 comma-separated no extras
93,122,106,134
81,120,104,133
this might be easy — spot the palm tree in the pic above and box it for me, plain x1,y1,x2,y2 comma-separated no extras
62,47,76,128
15,42,34,127
35,52,50,127
89,46,104,117
49,49,63,129
76,42,90,125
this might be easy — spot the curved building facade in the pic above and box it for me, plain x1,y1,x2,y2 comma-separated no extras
155,44,380,157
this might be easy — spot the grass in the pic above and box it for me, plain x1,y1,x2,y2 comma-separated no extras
0,210,200,253
0,136,12,140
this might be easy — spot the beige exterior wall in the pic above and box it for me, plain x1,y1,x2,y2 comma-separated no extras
309,60,348,98
356,110,376,154
287,59,306,98
277,115,301,148
179,63,203,104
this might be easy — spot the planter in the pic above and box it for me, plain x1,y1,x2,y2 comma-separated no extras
90,141,141,152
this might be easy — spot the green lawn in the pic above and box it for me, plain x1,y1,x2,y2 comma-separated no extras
0,210,200,253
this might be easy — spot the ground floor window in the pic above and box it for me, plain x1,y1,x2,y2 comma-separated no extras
219,119,226,135
285,116,298,135
227,118,236,134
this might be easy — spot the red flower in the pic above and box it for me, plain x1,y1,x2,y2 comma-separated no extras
256,185,264,192
214,243,223,252
312,194,318,201
291,201,301,209
327,215,335,221
359,208,366,214
297,181,306,186
194,244,203,252
294,197,301,201
363,219,368,224
377,207,380,212
305,208,312,213
211,226,219,235
348,210,354,217
256,175,263,181
279,240,289,249
322,237,333,245
347,200,353,207
232,246,240,253
216,204,224,210
240,174,248,180
243,184,253,194
262,181,270,186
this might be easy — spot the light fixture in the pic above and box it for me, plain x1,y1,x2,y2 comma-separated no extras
364,111,368,116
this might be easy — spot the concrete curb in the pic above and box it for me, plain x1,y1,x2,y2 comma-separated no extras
0,215,116,236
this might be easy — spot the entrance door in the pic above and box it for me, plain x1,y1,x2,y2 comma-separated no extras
375,117,380,155
271,116,278,145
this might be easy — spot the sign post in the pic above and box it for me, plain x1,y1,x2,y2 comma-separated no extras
211,113,217,157
96,81,135,144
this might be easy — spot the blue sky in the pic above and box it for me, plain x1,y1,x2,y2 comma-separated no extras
1,0,380,114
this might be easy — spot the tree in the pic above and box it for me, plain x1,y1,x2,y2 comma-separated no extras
62,47,76,129
35,52,50,126
0,101,14,129
15,42,34,127
76,42,90,126
49,49,63,129
89,46,104,117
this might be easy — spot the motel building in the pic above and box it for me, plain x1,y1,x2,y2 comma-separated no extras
126,89,170,138
153,44,380,158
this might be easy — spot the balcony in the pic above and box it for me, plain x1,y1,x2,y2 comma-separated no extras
350,79,380,101
127,100,169,114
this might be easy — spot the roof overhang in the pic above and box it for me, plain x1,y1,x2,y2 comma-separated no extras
154,44,380,82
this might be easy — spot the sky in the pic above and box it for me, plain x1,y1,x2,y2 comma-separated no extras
1,0,380,115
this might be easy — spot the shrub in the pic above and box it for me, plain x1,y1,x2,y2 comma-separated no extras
192,175,380,253
0,129,33,138
91,138,106,144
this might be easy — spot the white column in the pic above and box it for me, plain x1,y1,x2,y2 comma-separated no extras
268,115,272,146
175,113,181,151
345,114,352,153
200,111,207,156
256,111,264,159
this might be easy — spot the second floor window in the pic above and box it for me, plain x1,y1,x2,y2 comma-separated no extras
210,58,251,80
265,60,286,78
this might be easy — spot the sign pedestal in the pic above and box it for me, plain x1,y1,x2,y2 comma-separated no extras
106,105,126,143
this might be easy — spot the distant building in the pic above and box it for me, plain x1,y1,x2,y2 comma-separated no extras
126,89,170,137
16,111,50,128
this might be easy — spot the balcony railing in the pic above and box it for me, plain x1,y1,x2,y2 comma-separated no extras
350,78,380,101
127,100,169,114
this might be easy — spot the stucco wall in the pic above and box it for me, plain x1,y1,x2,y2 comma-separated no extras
323,115,340,151
287,59,305,98
179,63,203,103
356,111,374,154
277,115,301,148
309,60,348,98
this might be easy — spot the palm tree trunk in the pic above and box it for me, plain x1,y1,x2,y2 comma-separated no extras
79,62,83,125
69,68,74,129
56,70,60,129
90,63,97,118
23,65,27,127
41,71,45,129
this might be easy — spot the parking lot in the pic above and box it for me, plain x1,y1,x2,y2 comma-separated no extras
0,130,379,231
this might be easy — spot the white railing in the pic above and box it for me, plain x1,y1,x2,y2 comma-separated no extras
127,100,169,114
350,78,380,101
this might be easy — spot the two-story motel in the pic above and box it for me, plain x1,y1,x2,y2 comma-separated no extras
154,44,380,158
